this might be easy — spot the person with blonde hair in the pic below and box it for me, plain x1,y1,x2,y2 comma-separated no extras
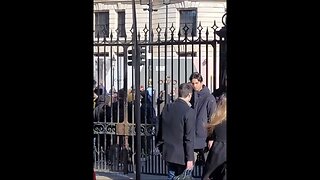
202,93,227,180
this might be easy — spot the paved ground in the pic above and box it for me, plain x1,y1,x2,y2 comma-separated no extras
96,171,166,180
96,171,201,180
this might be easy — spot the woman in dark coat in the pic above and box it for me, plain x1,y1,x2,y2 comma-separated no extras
202,94,227,180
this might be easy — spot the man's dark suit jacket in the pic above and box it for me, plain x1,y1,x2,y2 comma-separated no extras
161,98,196,165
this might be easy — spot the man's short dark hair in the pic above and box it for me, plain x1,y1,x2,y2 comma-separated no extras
189,72,203,82
178,83,193,98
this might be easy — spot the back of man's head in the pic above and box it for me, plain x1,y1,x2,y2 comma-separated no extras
178,83,193,98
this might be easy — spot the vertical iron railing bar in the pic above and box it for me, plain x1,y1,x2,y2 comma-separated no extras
205,27,209,86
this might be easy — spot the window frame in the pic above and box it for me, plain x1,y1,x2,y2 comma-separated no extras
94,11,109,38
179,8,197,37
117,10,126,37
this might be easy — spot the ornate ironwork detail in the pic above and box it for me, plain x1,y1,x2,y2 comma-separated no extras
143,24,149,34
156,24,162,33
130,25,134,34
94,122,156,136
211,21,218,31
182,24,189,33
110,31,113,41
169,23,175,33
197,22,203,32
222,12,227,26
93,122,116,134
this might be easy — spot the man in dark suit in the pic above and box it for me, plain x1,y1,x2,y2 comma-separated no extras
160,82,196,179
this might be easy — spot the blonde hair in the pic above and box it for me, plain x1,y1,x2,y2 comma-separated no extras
207,94,227,136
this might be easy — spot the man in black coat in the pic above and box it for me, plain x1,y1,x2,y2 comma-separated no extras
160,82,196,179
189,72,217,164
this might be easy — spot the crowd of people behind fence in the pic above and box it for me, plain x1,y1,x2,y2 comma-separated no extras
93,81,157,168
93,71,226,180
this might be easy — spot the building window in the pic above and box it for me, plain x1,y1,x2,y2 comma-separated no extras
179,9,197,36
118,11,126,37
95,12,109,38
